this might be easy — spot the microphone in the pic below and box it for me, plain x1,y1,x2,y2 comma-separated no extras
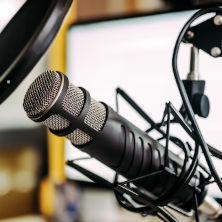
23,70,217,215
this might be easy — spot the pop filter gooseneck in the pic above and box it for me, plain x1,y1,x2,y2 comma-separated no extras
0,0,73,104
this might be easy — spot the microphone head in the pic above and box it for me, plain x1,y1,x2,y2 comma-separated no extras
23,70,106,146
23,70,63,119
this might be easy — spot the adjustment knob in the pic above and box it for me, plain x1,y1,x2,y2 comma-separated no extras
193,94,210,118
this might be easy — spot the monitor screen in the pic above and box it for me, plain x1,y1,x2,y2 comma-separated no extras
66,11,222,197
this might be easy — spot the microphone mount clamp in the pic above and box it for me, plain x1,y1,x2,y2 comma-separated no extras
183,14,222,57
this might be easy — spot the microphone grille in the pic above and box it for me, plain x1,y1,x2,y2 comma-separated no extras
23,70,62,118
62,83,85,117
24,70,107,146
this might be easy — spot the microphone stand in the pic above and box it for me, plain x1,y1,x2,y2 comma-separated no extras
67,8,222,222
67,90,209,222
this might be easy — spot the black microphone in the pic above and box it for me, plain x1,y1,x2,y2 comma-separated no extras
23,70,213,214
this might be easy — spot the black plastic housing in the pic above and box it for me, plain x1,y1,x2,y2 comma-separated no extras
34,74,207,212
183,80,210,118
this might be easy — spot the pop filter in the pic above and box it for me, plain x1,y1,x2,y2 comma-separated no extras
0,0,73,104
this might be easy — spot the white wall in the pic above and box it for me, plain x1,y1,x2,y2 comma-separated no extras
66,11,222,197
0,0,25,32
0,55,47,130
0,0,48,130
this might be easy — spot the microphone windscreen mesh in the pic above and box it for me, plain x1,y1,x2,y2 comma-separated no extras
62,84,85,117
23,70,106,146
43,114,69,130
23,70,62,118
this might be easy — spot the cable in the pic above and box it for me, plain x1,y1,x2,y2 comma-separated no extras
194,192,200,222
172,7,222,192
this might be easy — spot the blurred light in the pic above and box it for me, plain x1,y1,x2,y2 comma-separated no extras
14,170,36,193
17,148,39,170
0,0,25,32
0,170,12,196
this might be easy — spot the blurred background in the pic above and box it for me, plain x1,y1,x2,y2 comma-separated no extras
0,0,222,222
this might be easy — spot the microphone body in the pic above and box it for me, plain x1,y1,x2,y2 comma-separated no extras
23,71,207,212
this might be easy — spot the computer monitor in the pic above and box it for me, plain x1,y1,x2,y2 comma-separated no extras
66,11,222,197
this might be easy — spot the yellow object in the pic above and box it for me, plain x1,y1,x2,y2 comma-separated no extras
39,1,77,217
47,1,77,184
39,178,55,217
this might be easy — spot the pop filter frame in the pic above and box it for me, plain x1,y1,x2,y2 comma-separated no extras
0,0,73,104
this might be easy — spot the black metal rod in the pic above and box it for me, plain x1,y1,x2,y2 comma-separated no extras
119,170,164,185
66,160,113,189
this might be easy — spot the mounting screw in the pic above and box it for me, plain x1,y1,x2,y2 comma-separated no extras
214,15,222,25
186,30,194,39
211,47,221,57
